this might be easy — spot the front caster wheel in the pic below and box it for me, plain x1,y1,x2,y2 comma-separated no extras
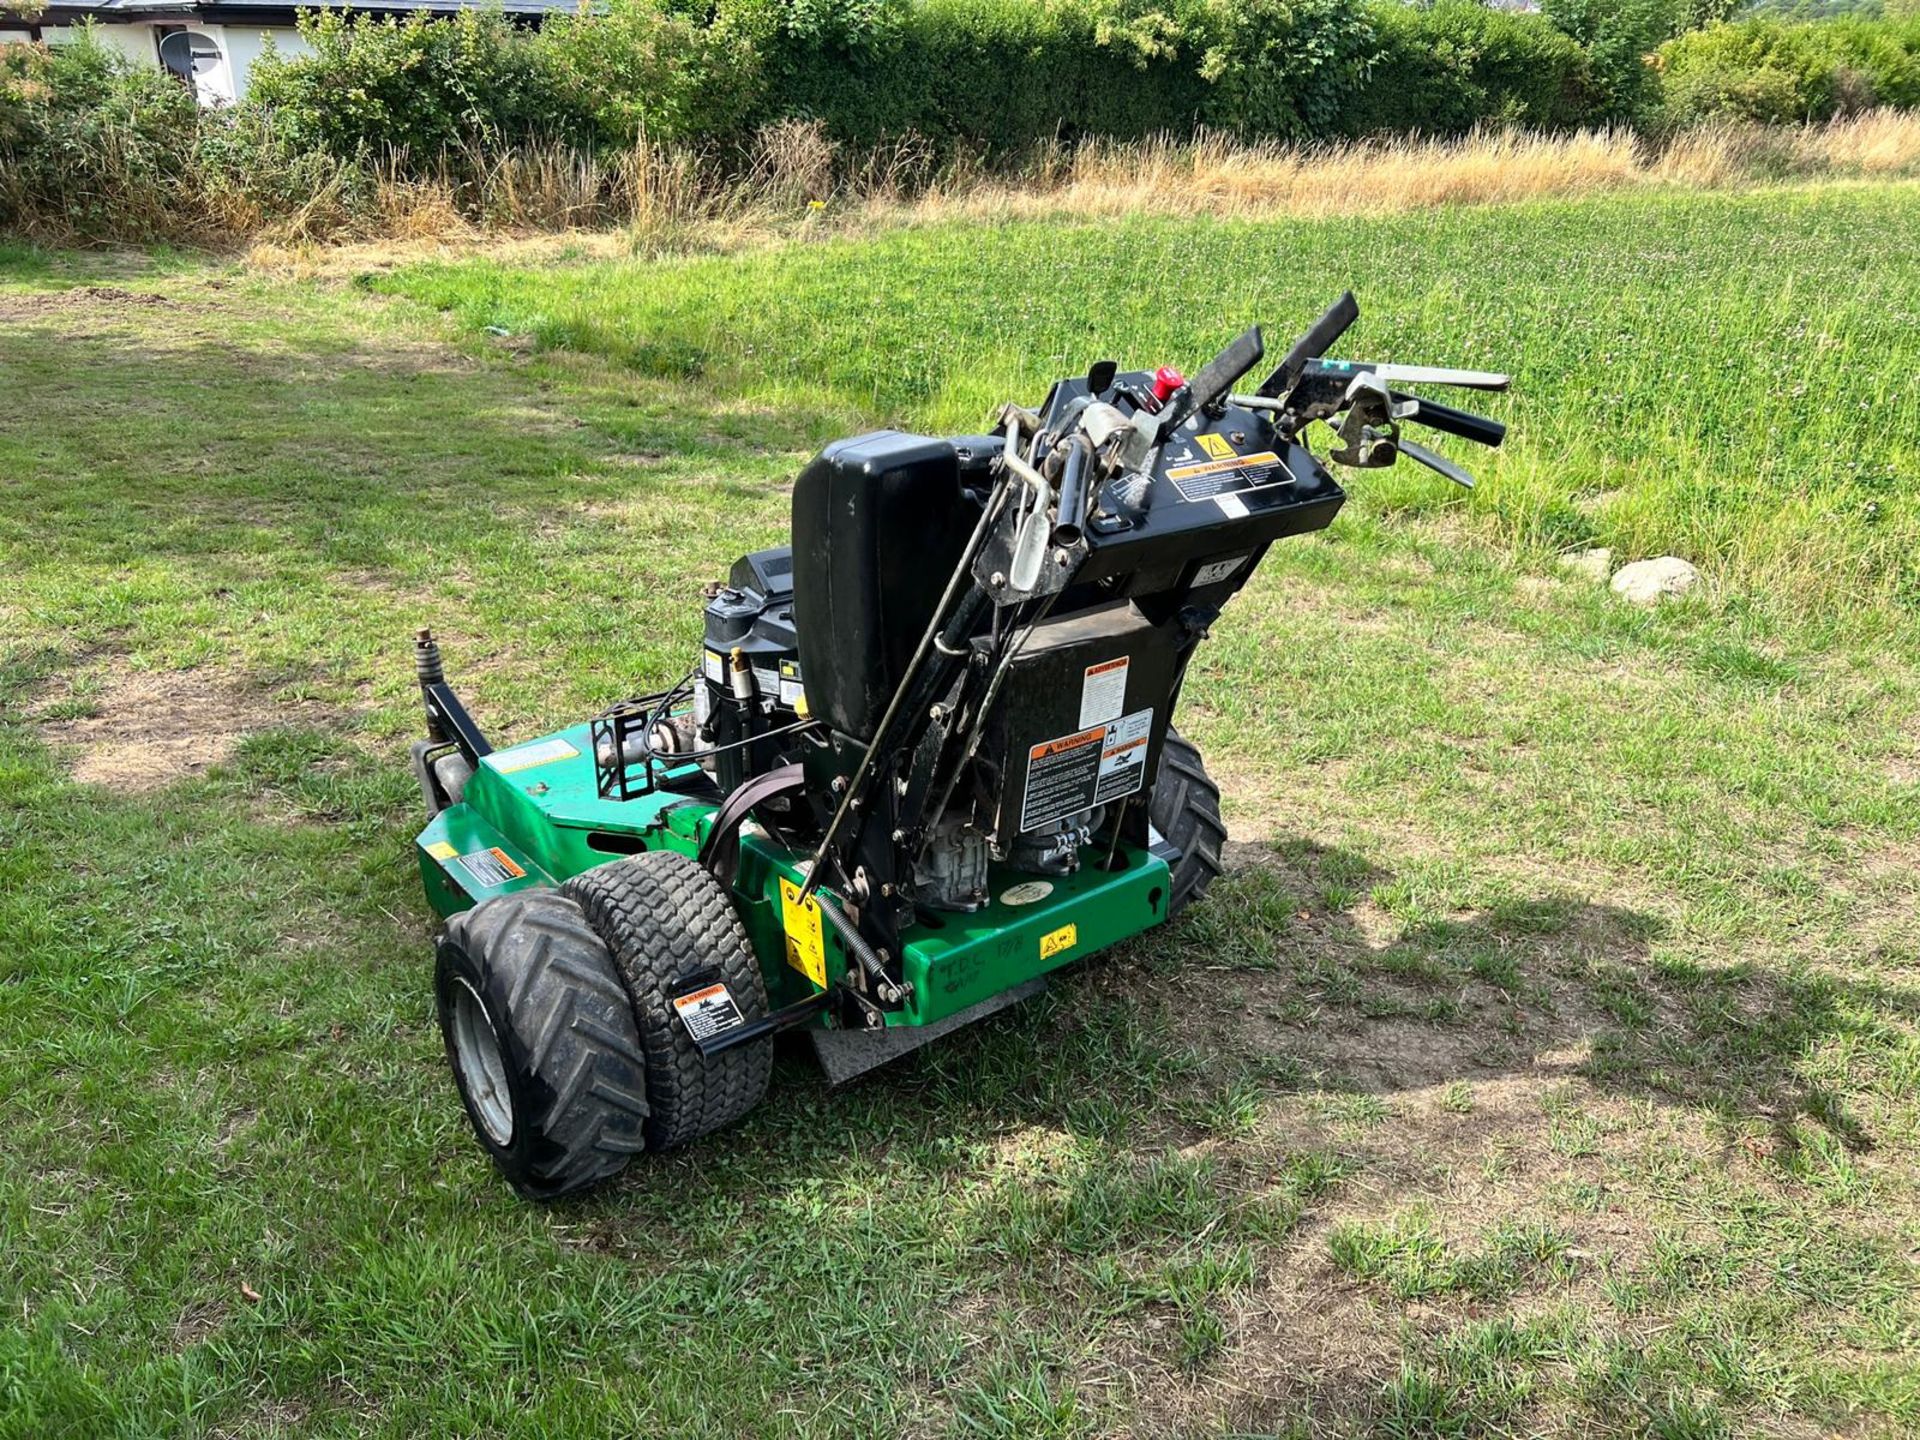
435,889,650,1200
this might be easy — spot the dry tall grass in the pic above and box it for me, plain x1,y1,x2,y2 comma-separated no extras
246,110,1920,267
890,110,1920,228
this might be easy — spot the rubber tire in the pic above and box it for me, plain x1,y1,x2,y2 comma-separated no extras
562,851,772,1151
435,889,650,1200
1148,728,1226,918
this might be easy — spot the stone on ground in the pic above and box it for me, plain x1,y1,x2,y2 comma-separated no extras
1610,556,1701,606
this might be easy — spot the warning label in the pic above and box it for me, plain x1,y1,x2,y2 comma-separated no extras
778,876,827,988
1079,656,1129,729
1195,431,1237,460
1166,450,1293,503
456,847,525,889
777,659,806,710
1019,707,1154,832
672,982,745,1044
1192,554,1249,587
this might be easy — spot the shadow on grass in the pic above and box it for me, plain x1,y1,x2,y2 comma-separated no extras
704,836,1907,1189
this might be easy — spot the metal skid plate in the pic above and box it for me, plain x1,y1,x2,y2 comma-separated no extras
810,979,1047,1086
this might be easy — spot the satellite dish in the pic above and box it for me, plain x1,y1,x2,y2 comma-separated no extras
158,30,222,88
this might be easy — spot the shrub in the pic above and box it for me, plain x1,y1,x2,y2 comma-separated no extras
534,0,765,148
1354,0,1591,137
739,0,1373,151
1542,0,1684,123
0,25,206,238
245,7,561,161
1657,15,1920,124
1194,0,1381,141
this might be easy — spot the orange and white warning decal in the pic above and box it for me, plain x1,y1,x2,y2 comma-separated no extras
1019,708,1154,832
1165,449,1292,504
455,846,525,889
671,982,745,1043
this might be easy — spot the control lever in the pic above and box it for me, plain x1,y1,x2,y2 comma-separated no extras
1255,291,1359,399
1086,358,1118,399
1186,325,1264,419
1349,361,1508,392
1398,438,1477,489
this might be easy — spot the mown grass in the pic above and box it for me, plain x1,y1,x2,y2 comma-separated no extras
2,180,1918,1438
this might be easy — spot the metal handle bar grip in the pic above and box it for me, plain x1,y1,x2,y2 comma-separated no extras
1394,392,1506,447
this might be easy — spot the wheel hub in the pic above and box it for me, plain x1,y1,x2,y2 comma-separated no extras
450,978,514,1146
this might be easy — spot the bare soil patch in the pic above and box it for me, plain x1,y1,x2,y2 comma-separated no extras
0,285,176,320
34,659,340,792
171,1297,229,1352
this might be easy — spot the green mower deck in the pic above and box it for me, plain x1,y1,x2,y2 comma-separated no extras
417,724,1171,1033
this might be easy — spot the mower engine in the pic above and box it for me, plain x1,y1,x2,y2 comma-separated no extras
412,293,1512,1199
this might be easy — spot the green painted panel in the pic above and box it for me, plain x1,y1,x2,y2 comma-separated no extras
415,804,550,919
900,847,1169,1024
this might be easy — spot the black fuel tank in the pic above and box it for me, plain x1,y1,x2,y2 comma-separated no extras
790,431,985,740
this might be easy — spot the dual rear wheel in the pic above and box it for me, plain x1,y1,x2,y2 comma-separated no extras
434,850,771,1200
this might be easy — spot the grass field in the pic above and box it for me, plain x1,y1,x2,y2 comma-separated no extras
2,180,1919,1438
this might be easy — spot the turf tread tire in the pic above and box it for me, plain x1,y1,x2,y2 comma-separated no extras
1149,728,1226,918
436,889,649,1201
563,851,772,1151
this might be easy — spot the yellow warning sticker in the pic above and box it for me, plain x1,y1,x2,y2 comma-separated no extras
1040,923,1078,961
426,840,459,862
1195,431,1237,460
779,876,827,989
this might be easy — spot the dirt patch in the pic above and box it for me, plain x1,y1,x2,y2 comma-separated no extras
172,1298,229,1351
208,1396,310,1439
0,284,175,320
34,661,339,792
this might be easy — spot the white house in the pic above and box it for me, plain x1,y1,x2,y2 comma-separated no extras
1,0,571,106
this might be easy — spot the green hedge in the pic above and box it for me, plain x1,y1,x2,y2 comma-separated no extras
1351,0,1592,136
233,0,1629,159
233,1,1920,163
1657,14,1920,123
9,4,1920,239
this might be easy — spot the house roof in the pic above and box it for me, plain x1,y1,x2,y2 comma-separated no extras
39,0,578,21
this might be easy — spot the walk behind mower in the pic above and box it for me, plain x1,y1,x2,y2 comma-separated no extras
410,293,1510,1198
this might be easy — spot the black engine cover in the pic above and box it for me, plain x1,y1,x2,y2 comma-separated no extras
978,600,1182,841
